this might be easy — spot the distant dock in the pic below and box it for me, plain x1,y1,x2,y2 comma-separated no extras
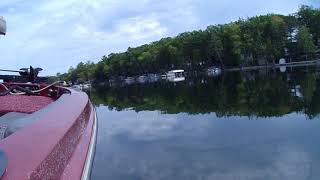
225,59,320,72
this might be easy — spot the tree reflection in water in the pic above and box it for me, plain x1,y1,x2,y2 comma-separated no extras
89,67,320,119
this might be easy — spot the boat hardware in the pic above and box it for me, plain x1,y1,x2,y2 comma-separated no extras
0,66,43,82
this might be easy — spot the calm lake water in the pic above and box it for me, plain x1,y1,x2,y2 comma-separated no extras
90,67,320,180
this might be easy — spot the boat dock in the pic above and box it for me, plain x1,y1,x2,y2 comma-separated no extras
225,59,320,72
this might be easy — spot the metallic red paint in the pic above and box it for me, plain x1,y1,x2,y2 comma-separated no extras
0,88,95,179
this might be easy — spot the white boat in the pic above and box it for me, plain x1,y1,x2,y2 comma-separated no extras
124,77,135,85
147,74,160,83
0,17,6,35
72,85,82,91
137,75,148,83
167,70,185,82
279,58,286,66
82,83,92,90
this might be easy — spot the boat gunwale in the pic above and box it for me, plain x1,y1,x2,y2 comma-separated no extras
0,87,94,179
81,107,97,180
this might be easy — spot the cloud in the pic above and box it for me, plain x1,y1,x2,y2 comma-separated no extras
0,0,317,75
99,110,200,141
72,16,167,42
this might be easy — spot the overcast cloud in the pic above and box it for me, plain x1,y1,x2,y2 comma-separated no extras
0,0,318,75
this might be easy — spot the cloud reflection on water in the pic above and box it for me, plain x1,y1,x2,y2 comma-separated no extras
92,106,320,180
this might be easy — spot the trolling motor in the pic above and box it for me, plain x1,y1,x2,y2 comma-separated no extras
0,66,43,83
0,67,62,97
19,66,43,82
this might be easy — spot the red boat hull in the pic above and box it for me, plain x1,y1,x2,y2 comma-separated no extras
0,87,96,179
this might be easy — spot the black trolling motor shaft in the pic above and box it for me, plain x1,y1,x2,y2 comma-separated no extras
0,69,25,73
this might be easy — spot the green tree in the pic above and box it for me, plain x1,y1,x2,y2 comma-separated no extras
296,26,316,55
297,5,320,43
59,6,320,83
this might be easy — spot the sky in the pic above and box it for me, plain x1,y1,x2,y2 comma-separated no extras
0,0,319,75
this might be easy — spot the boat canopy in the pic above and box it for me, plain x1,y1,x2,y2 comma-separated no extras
0,17,6,35
168,70,184,73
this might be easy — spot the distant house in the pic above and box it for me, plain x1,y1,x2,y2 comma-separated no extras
288,28,299,43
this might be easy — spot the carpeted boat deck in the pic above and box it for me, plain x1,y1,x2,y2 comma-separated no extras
0,95,54,114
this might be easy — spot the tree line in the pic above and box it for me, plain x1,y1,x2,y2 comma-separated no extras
59,5,320,84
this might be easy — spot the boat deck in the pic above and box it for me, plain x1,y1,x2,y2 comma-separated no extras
0,95,54,114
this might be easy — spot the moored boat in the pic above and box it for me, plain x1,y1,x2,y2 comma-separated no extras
166,70,185,82
124,77,135,85
137,75,148,84
207,66,222,77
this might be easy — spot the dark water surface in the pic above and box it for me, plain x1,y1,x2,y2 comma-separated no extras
91,67,320,180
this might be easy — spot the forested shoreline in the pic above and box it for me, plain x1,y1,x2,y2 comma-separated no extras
59,5,320,84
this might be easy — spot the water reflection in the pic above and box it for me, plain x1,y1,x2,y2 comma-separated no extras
90,67,320,118
91,67,320,180
92,107,320,180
